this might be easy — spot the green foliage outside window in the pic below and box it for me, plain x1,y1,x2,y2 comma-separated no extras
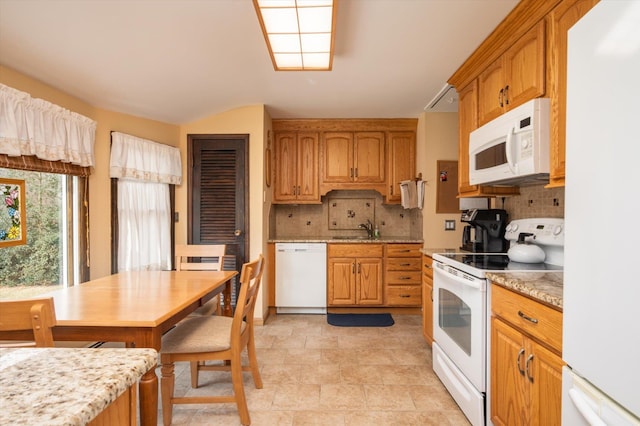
0,169,62,287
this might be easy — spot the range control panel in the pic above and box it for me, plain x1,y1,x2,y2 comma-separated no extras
504,218,564,247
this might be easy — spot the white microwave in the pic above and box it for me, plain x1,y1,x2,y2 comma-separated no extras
469,98,550,186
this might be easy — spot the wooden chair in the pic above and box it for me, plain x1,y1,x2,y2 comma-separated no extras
160,254,265,426
175,244,227,316
0,297,56,347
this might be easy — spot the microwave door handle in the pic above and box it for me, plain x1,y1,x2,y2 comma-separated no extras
505,126,517,174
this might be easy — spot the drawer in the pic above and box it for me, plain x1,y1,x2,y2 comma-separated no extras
328,243,383,258
385,270,421,285
386,285,421,306
386,257,421,271
492,284,563,352
422,254,433,279
385,244,422,257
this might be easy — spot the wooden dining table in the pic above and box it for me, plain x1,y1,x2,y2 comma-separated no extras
1,270,238,426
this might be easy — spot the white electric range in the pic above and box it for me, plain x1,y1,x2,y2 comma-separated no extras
431,218,564,426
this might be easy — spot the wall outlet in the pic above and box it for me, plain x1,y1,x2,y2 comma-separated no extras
445,220,456,231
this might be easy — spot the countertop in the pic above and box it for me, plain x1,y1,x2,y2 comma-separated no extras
420,247,461,256
270,237,423,244
486,271,564,310
0,347,157,426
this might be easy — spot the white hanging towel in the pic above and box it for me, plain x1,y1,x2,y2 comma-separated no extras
417,180,425,209
400,180,418,209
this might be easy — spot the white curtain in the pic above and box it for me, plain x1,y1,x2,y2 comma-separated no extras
109,132,181,272
117,179,172,271
0,83,96,167
110,132,181,184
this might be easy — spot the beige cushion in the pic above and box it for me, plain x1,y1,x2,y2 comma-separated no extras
161,316,245,354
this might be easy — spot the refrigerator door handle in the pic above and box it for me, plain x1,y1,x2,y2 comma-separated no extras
568,388,607,426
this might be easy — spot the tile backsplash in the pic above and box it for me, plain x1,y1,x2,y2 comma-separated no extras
271,190,423,239
499,184,565,220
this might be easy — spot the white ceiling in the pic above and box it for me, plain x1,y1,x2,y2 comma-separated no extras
0,0,518,125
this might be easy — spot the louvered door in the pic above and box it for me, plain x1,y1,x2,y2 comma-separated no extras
189,134,248,306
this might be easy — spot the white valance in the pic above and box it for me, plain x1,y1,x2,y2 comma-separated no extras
110,132,182,184
0,83,96,167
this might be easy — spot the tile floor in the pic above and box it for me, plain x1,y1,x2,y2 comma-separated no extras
158,314,470,426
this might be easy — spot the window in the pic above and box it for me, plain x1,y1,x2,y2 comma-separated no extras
0,168,87,300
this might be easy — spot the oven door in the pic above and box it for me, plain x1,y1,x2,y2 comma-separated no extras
433,261,487,392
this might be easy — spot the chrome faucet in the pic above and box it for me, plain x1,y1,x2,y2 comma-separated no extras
358,219,374,239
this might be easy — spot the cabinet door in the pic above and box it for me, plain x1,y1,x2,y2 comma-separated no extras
504,20,546,111
274,133,298,202
458,81,480,195
353,132,385,183
328,258,356,305
491,317,529,426
386,131,416,202
530,340,563,426
548,0,599,187
477,21,546,127
322,132,353,183
296,132,320,201
478,58,506,126
356,258,383,305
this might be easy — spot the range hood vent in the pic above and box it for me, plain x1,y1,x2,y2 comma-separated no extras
424,84,458,112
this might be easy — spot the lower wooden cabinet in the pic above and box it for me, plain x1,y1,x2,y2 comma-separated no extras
421,254,433,344
490,284,563,426
491,317,563,425
327,244,383,306
384,244,422,307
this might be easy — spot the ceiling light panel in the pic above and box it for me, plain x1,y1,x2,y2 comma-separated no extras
254,0,336,71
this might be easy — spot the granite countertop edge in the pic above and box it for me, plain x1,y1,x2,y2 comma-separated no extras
0,347,158,426
269,237,424,243
486,271,564,310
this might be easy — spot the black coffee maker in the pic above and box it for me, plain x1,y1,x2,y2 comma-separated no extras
460,208,509,253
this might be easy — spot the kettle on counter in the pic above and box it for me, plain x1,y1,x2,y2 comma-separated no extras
508,232,546,263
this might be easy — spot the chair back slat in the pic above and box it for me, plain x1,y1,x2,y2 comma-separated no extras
0,297,57,347
232,255,265,336
175,244,226,271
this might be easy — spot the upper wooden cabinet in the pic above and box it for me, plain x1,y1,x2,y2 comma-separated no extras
273,132,320,204
458,81,519,198
321,131,385,187
547,0,599,187
478,21,547,126
272,119,417,198
386,131,416,203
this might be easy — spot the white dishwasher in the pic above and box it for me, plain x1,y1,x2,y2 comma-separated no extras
275,243,327,314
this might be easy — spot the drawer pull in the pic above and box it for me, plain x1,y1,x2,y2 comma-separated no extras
525,354,534,383
400,294,411,298
400,276,411,280
424,264,432,269
517,348,525,376
518,310,538,324
400,263,411,266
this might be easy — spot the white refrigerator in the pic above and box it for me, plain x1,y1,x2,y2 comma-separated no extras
563,1,640,424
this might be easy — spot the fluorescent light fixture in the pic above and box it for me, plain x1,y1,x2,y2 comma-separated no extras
253,0,337,71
